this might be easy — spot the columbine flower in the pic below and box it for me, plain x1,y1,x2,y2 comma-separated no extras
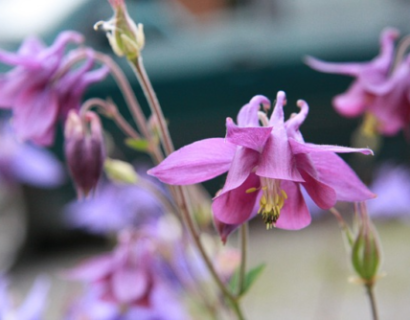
0,32,108,146
64,110,105,197
0,121,65,187
66,230,188,320
95,0,145,59
0,276,49,320
149,92,375,232
306,28,410,136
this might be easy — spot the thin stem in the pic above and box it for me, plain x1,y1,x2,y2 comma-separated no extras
129,57,175,155
365,283,379,320
329,207,354,246
392,35,410,73
80,98,141,140
237,223,248,297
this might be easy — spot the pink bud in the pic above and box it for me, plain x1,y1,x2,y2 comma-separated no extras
64,110,105,197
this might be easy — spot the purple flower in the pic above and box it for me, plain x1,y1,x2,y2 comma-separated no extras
367,164,410,219
0,32,108,146
0,276,49,320
0,121,65,187
306,28,410,136
65,180,165,234
66,230,189,320
64,110,105,197
149,92,375,232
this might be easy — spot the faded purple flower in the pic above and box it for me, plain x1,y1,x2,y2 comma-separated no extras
66,230,189,320
0,276,49,320
0,121,65,187
149,92,375,232
0,32,108,146
64,110,105,197
306,28,410,136
367,164,410,219
65,180,165,234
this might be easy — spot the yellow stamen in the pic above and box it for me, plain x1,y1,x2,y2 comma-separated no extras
361,112,379,137
245,187,258,194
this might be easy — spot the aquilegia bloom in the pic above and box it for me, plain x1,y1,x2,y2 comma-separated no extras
306,27,410,136
0,31,108,145
149,91,375,232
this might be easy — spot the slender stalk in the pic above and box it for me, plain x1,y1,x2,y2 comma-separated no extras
128,57,175,155
365,283,379,320
237,223,248,297
329,207,354,246
392,34,410,73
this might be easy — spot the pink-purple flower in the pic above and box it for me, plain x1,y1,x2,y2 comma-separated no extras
0,32,108,146
149,91,375,233
306,27,410,136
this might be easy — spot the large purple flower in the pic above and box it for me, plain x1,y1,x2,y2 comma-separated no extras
0,32,108,146
149,92,375,231
306,28,410,136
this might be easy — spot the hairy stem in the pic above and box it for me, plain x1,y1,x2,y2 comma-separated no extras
365,283,379,320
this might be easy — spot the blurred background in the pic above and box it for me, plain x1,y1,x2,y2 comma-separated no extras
0,0,410,318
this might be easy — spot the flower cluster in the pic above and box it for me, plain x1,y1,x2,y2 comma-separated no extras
149,91,375,237
306,27,410,136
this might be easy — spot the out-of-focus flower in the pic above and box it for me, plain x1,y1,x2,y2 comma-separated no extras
66,230,189,320
95,0,145,59
0,276,49,320
0,121,65,187
0,32,108,146
149,92,374,234
64,110,105,197
306,28,410,136
65,180,165,234
367,164,410,219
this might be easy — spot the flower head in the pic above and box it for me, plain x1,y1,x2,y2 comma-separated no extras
64,110,105,197
149,92,375,239
306,27,410,136
0,32,108,146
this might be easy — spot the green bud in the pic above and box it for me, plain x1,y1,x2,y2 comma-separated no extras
104,158,138,184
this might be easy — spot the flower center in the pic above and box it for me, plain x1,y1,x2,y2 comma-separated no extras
258,178,288,229
361,112,378,137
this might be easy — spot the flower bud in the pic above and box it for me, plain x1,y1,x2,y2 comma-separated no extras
64,110,105,197
351,203,382,284
95,0,145,59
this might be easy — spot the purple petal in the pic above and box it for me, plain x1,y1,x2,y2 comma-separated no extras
275,180,311,230
285,99,309,138
17,276,50,320
332,81,369,117
308,151,376,201
212,172,260,225
305,56,362,76
237,95,270,127
112,267,148,303
225,117,272,151
289,138,373,155
148,138,236,185
65,255,114,281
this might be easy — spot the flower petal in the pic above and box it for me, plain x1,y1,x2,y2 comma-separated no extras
289,138,373,155
333,81,369,117
212,172,260,225
148,138,236,185
225,117,272,151
275,180,311,230
305,56,363,76
112,267,148,303
237,95,270,127
308,151,376,201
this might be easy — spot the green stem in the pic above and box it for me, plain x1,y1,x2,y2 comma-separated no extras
365,283,379,320
237,223,248,297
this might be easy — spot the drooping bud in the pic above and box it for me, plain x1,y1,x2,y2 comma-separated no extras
64,110,105,197
351,202,382,285
95,0,145,59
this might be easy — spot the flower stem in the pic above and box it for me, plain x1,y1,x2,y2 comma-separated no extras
365,283,379,320
237,223,248,297
128,55,246,320
329,207,354,246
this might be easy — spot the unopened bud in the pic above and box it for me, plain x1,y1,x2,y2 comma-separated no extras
64,110,105,197
95,0,145,59
104,158,138,184
351,203,382,285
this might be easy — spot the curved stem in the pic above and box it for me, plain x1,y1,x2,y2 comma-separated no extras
365,283,379,320
237,223,248,297
329,207,354,246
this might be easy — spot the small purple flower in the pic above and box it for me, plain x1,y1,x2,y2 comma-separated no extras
65,180,165,234
0,276,49,320
149,92,375,233
367,164,410,219
0,121,65,187
0,32,108,146
64,110,105,197
66,230,189,320
306,28,410,136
